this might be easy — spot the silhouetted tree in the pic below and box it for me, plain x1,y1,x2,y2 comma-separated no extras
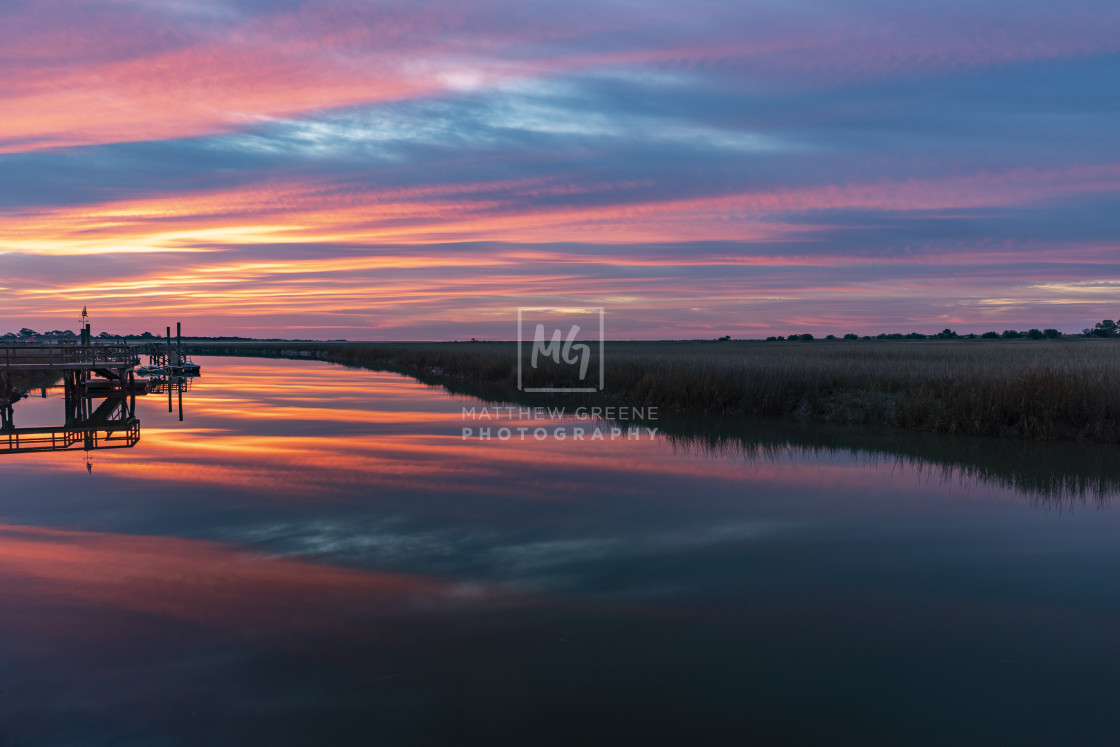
1084,320,1119,337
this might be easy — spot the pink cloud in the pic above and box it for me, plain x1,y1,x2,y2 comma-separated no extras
2,0,1116,152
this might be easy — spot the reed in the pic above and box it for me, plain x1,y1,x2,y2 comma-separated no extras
186,339,1120,443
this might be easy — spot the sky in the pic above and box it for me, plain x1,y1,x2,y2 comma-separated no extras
1,0,1119,340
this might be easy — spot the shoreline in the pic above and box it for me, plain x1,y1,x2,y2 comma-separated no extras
183,338,1120,445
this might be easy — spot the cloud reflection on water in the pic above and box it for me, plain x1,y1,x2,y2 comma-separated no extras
3,356,1120,744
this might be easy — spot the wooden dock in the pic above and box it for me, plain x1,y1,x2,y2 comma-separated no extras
0,339,142,456
0,342,139,374
1,341,142,407
1,383,140,456
0,320,197,457
0,399,140,455
143,323,200,375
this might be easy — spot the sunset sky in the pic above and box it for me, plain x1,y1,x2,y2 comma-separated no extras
2,0,1118,339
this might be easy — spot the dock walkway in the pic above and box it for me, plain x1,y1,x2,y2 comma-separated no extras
0,343,139,372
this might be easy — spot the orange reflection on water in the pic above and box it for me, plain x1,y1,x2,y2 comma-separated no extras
99,434,512,499
1,358,1023,509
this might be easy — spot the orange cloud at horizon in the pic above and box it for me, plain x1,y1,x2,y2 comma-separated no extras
2,158,1117,337
8,161,1119,255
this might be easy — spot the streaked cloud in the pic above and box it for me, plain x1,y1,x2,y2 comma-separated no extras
1,0,1119,336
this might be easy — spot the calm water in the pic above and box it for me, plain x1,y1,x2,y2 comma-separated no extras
2,357,1119,745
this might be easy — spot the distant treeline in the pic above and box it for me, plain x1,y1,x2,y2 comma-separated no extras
764,319,1120,342
768,328,1063,341
4,318,1120,342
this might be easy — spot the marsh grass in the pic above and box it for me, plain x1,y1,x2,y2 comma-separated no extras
187,339,1120,443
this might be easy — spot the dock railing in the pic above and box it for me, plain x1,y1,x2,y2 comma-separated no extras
0,342,140,370
0,420,141,454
